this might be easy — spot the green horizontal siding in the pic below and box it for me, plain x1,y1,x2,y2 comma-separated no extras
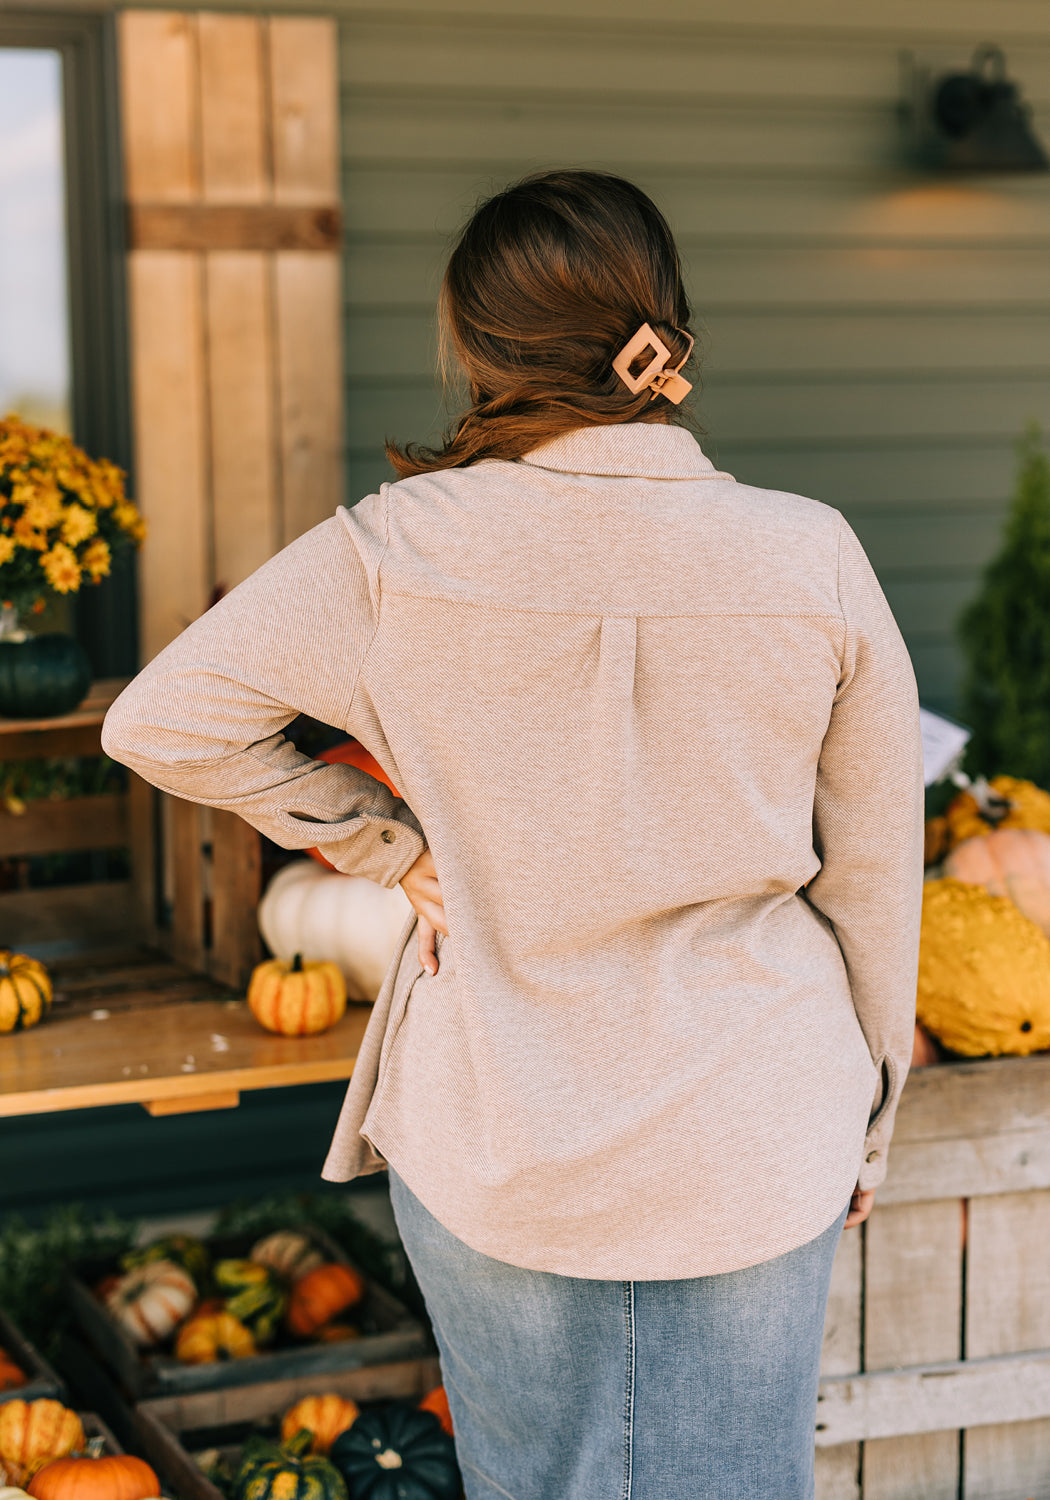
336,7,1050,714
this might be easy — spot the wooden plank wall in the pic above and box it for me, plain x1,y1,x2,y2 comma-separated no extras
333,0,1050,713
120,9,343,663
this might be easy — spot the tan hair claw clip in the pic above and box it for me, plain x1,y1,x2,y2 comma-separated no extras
612,322,694,405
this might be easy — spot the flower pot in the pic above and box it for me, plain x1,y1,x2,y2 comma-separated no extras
0,630,92,719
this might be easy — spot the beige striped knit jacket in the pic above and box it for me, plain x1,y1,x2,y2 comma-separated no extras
103,423,925,1279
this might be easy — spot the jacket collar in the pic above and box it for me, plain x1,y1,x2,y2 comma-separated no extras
518,423,730,481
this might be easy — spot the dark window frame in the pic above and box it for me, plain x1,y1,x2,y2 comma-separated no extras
0,11,135,675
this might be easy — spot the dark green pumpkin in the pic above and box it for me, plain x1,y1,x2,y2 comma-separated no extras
0,633,91,718
214,1257,287,1346
236,1429,348,1500
330,1406,460,1500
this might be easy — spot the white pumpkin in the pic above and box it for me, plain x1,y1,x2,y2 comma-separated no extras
104,1258,197,1347
257,860,412,1001
249,1230,325,1283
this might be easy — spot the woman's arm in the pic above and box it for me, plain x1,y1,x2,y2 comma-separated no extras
102,502,425,889
803,516,925,1194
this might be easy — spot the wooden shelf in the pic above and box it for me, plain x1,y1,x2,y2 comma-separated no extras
0,678,130,760
0,948,368,1117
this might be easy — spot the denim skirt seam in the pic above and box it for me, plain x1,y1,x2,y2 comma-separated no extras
622,1279,636,1500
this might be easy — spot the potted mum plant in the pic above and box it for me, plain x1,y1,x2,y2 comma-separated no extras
0,415,145,718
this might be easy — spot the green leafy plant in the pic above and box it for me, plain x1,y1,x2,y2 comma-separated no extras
959,424,1050,784
0,1203,136,1357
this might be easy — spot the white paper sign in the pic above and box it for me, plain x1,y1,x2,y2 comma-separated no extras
920,707,971,786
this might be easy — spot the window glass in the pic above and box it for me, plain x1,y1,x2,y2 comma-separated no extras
0,48,70,432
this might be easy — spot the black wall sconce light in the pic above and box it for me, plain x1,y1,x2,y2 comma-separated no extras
901,45,1049,173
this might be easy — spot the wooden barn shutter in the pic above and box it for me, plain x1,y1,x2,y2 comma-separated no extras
118,10,343,664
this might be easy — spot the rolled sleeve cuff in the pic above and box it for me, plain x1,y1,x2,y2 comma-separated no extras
274,802,427,888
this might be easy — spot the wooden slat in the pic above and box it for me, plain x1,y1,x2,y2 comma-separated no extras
0,795,128,859
861,1201,962,1499
119,11,199,203
817,1348,1050,1446
208,808,263,991
198,13,267,203
275,252,345,541
128,772,158,937
963,1190,1050,1497
145,1089,240,1116
269,17,340,205
170,797,206,973
128,204,341,252
206,253,280,589
816,1227,862,1500
0,997,371,1116
127,252,209,661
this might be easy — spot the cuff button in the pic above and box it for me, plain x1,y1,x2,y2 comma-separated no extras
380,829,396,844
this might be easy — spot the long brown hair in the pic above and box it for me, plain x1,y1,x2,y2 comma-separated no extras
386,170,696,477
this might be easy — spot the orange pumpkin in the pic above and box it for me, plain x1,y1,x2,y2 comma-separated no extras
27,1440,159,1500
943,827,1050,938
280,1395,359,1455
174,1302,256,1365
285,1264,365,1339
307,743,401,869
247,954,346,1038
419,1386,454,1437
0,1403,84,1487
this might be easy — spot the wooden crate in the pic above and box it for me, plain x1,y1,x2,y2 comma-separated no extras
815,1051,1050,1500
133,1358,443,1500
0,1307,65,1403
66,1227,429,1400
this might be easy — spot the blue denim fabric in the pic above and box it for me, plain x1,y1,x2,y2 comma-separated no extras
389,1170,848,1500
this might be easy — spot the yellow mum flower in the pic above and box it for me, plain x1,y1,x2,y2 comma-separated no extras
0,536,15,566
25,489,64,531
62,504,96,546
12,516,47,551
41,542,81,593
81,537,111,581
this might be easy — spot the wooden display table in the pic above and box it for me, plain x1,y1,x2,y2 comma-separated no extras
0,948,368,1117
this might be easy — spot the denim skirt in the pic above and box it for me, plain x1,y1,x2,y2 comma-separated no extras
389,1170,848,1500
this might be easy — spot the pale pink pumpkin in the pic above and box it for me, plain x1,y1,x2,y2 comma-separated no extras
943,827,1050,939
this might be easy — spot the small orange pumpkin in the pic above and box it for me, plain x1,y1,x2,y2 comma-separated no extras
419,1386,454,1437
247,954,347,1038
0,1403,84,1487
27,1439,159,1500
280,1395,359,1455
285,1264,365,1339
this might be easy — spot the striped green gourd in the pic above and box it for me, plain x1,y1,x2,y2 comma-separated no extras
213,1259,287,1346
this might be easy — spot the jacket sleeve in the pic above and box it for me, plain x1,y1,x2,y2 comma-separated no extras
803,515,925,1192
101,498,426,889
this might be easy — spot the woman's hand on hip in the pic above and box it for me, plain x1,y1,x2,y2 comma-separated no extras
844,1187,875,1229
400,848,447,975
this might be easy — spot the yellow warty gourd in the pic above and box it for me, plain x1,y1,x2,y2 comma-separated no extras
945,775,1050,849
917,879,1050,1057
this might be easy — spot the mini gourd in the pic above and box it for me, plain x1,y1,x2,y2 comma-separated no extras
280,1397,359,1456
103,1260,197,1348
213,1260,286,1347
250,1231,325,1285
0,952,51,1034
175,1303,256,1365
285,1264,365,1340
234,1429,347,1500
